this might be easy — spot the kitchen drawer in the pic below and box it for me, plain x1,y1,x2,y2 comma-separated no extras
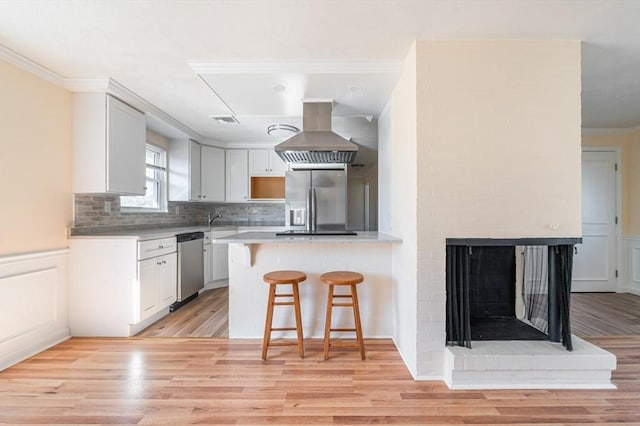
138,237,177,260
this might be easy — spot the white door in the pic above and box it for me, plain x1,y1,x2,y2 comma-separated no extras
572,150,617,292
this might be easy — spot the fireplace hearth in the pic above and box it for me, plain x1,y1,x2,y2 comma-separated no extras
445,238,580,351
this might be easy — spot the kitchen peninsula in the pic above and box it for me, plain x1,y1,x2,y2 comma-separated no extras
214,231,401,339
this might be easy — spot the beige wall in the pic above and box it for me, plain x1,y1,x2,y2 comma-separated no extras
582,131,640,235
412,40,581,377
0,60,72,255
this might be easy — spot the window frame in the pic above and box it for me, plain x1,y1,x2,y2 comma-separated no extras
120,143,168,213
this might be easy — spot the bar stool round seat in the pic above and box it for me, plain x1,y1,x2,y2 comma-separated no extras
261,270,307,360
320,271,365,360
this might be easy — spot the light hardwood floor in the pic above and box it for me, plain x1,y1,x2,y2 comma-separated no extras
571,292,640,336
137,287,229,338
1,337,639,424
137,287,640,339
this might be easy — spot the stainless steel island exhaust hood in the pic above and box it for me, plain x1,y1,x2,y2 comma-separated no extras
274,102,358,164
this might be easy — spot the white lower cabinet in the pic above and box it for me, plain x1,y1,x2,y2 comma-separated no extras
203,243,213,285
212,243,229,281
136,252,177,323
210,229,237,282
69,236,177,337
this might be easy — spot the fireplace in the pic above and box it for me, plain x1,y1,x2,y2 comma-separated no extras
445,238,580,351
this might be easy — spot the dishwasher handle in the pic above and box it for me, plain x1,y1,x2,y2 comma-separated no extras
176,231,204,243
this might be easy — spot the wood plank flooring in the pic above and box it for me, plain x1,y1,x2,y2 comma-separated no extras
137,288,640,339
137,287,229,338
571,292,640,336
1,337,639,424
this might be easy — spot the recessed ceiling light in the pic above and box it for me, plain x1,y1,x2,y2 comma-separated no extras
273,84,286,92
267,124,299,138
348,85,362,92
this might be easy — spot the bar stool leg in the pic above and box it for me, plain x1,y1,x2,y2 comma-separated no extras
261,283,277,360
323,284,334,360
351,284,366,360
291,282,304,358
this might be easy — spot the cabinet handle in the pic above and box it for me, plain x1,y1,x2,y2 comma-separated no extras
159,244,164,249
162,260,166,264
203,195,206,198
157,261,162,265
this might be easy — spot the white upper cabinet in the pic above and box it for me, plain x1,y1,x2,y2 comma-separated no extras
169,139,201,201
169,140,226,202
201,145,225,202
226,149,249,202
189,141,202,201
73,93,146,195
248,149,288,176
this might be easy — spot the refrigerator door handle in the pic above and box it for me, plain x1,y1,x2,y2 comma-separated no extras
306,187,313,231
310,187,317,231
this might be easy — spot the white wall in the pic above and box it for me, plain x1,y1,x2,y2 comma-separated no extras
414,40,582,377
378,43,419,377
380,41,582,379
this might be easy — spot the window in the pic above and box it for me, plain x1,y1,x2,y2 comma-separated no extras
121,144,167,211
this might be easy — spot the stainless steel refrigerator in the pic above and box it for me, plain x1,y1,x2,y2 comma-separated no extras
285,169,347,231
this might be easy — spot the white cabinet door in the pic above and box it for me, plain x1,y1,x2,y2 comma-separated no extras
203,243,213,284
249,149,271,176
248,149,288,176
138,257,158,322
158,253,177,307
189,140,202,201
269,150,287,176
226,149,249,202
106,95,146,195
201,146,225,202
73,93,146,195
212,243,229,281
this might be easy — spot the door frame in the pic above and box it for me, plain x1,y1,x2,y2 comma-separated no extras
581,146,622,293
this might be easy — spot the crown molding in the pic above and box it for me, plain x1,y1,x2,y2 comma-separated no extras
1,44,203,141
66,78,204,141
190,61,402,75
0,44,65,87
582,126,640,136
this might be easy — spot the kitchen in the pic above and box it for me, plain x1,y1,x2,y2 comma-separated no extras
3,5,640,416
65,94,384,339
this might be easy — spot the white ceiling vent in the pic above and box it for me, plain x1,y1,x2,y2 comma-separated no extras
210,115,240,124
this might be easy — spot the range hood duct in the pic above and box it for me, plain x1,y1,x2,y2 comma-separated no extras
274,102,358,164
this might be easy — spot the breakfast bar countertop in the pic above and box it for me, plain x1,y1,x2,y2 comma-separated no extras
214,231,401,244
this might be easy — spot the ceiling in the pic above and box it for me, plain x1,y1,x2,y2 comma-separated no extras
1,0,640,151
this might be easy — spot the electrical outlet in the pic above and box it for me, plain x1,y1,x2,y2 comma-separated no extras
104,201,111,213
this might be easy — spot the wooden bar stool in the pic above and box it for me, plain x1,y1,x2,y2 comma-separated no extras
321,271,365,360
261,270,306,360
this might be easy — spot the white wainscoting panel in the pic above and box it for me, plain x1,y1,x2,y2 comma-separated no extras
0,249,70,370
625,237,640,295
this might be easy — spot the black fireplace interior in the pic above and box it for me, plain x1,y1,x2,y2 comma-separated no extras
445,238,578,351
468,246,548,341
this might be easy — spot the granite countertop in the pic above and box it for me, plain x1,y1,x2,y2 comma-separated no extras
68,225,238,241
214,231,401,244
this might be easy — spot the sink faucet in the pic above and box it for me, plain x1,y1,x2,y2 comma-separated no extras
208,213,222,226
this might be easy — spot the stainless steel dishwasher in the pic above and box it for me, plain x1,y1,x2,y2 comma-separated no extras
171,231,204,311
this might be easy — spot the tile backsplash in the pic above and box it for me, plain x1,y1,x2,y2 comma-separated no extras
72,194,285,234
